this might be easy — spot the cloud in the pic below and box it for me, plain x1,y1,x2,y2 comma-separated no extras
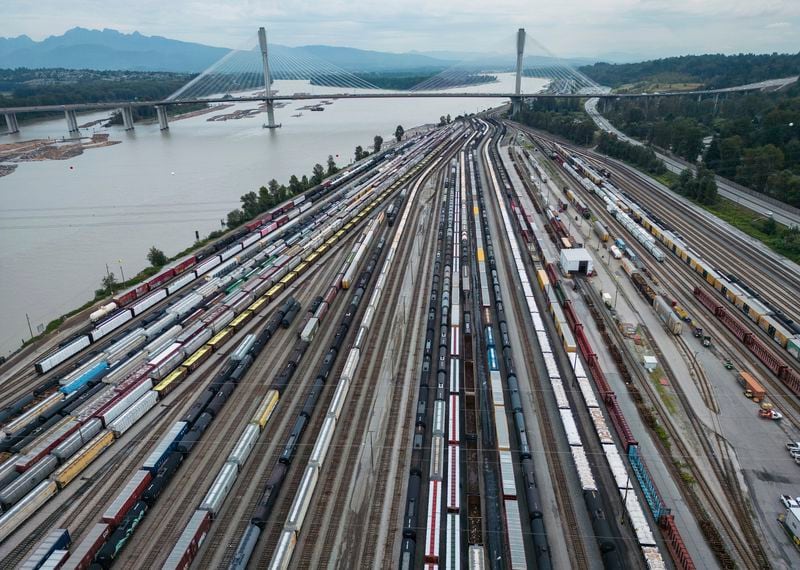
2,0,799,58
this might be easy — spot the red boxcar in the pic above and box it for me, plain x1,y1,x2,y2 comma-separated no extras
172,256,197,275
113,288,138,308
101,470,152,526
147,268,176,291
61,523,111,570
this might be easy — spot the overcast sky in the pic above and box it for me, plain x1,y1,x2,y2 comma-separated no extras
5,0,799,59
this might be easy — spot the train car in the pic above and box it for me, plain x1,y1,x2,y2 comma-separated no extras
163,510,211,570
0,480,58,543
102,469,152,525
52,431,114,489
35,336,91,375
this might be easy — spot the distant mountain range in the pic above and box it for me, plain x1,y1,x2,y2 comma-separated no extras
0,27,607,74
0,28,460,73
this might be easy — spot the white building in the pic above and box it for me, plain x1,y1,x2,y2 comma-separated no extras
559,248,594,275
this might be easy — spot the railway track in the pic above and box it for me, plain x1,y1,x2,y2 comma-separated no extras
582,150,800,323
572,188,772,568
0,381,196,566
108,234,358,568
292,163,446,569
479,130,593,568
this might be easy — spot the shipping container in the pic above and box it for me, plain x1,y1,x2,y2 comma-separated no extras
60,523,111,570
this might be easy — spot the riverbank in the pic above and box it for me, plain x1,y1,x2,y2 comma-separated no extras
0,134,120,177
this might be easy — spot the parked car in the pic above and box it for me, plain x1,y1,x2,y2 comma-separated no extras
780,495,799,509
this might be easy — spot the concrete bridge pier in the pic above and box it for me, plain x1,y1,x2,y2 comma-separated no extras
156,105,169,130
4,113,19,134
121,106,135,131
65,109,79,134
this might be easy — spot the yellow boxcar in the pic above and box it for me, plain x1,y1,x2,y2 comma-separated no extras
279,272,297,286
266,283,284,300
304,251,319,264
294,262,309,276
325,236,337,247
207,327,234,351
536,270,550,290
154,366,188,397
230,310,254,331
249,296,268,313
53,430,115,489
477,248,485,262
184,345,212,371
251,389,280,430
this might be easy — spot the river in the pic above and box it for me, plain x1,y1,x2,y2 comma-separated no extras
0,73,547,357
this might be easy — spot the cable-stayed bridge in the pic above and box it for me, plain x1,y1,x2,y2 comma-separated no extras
1,28,794,135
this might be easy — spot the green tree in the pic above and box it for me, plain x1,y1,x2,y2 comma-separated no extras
717,136,744,178
355,145,365,161
439,115,447,126
241,191,260,218
289,175,303,194
301,175,310,189
226,209,245,229
374,135,383,153
446,114,451,124
737,144,784,192
311,163,325,186
763,216,778,235
395,125,405,142
147,246,168,268
267,179,280,196
101,272,118,295
327,155,338,176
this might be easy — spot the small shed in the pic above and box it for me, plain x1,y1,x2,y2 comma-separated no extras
560,248,594,275
642,355,658,371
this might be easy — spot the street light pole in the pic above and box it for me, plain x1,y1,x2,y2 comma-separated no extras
118,259,125,284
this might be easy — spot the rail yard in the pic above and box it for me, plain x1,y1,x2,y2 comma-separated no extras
2,113,800,570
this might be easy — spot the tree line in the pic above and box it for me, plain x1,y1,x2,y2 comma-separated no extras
580,52,800,90
602,81,800,207
516,98,595,146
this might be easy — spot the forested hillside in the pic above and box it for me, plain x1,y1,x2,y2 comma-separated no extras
580,52,800,90
602,80,800,206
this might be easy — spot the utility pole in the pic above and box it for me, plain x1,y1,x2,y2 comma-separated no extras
26,313,34,339
118,259,125,283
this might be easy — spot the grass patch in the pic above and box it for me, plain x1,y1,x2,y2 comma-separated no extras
623,160,800,264
701,197,800,264
653,422,672,451
648,367,678,414
654,171,679,188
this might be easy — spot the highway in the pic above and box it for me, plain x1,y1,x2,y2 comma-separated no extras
5,113,800,570
585,96,800,228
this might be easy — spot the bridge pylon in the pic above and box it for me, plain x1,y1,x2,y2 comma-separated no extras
259,27,281,129
512,28,526,117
